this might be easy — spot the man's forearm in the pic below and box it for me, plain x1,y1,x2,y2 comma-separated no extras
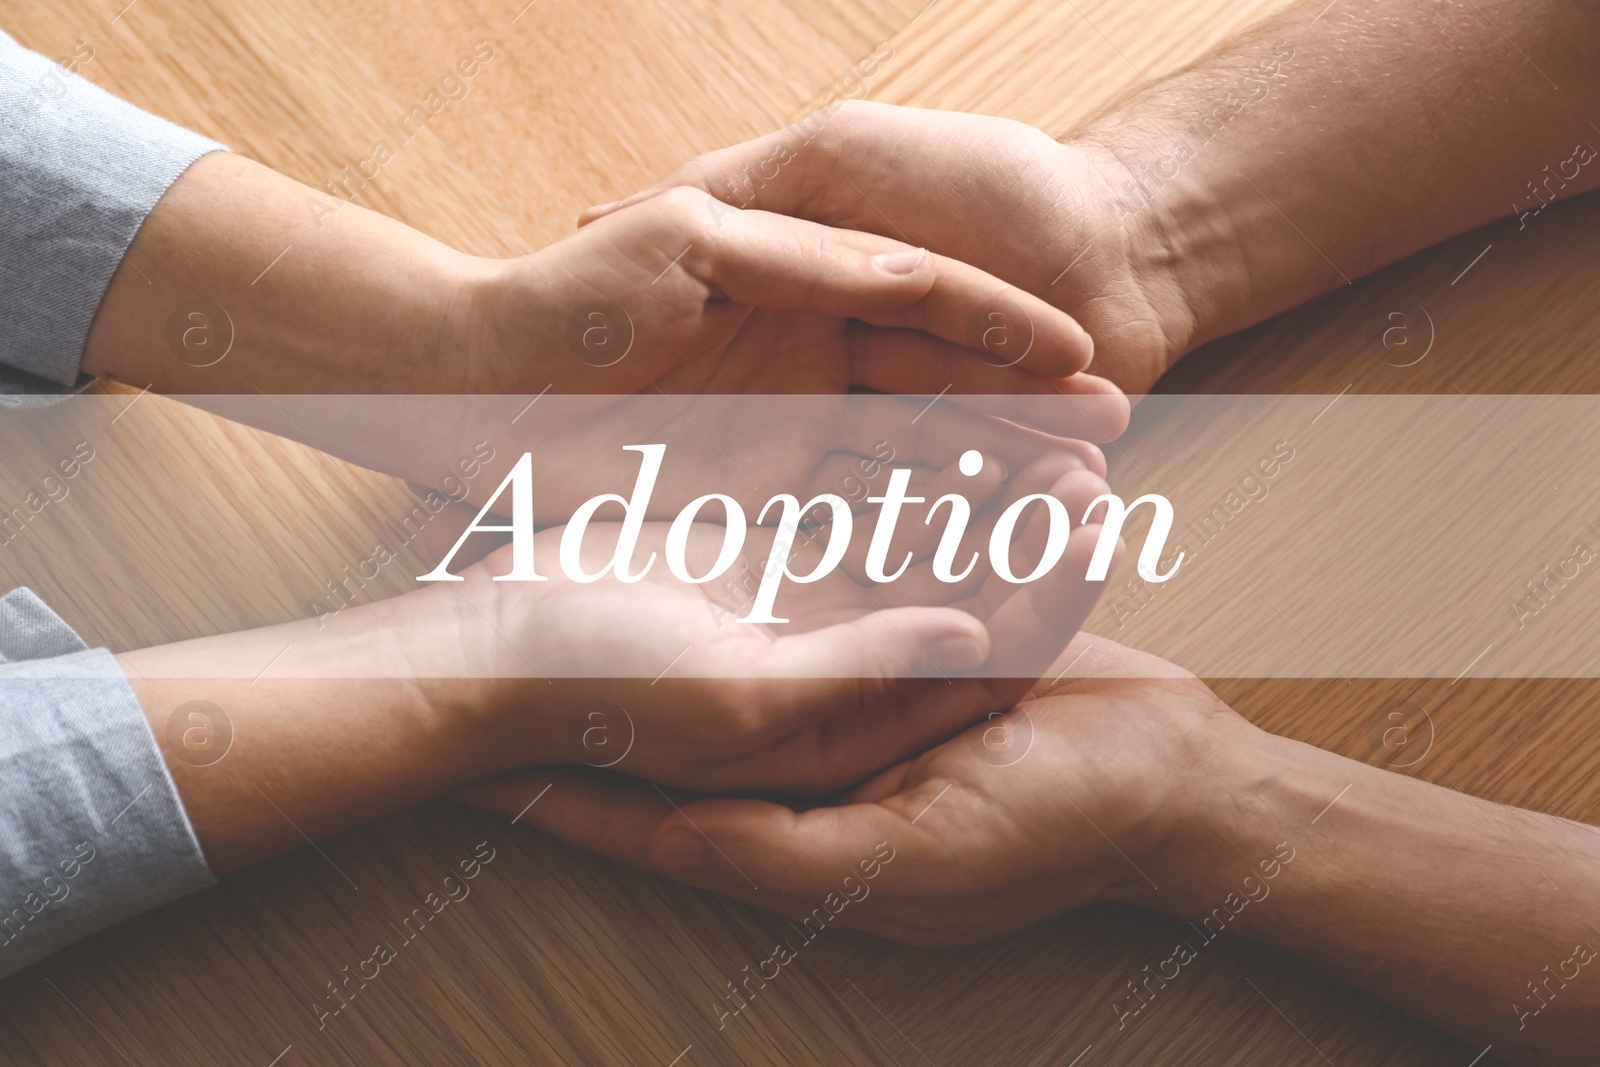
1079,0,1600,362
1148,727,1600,1064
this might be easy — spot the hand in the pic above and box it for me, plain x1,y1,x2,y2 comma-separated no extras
451,183,1108,399
246,182,1130,520
126,156,1127,510
457,634,1250,941
446,449,1118,794
453,183,1129,520
582,102,1194,395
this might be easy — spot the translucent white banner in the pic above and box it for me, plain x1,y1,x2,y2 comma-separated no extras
0,393,1594,679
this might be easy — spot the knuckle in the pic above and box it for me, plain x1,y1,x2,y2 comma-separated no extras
852,671,896,713
713,684,770,745
651,186,716,236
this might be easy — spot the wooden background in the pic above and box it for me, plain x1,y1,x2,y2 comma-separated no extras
3,0,1598,1064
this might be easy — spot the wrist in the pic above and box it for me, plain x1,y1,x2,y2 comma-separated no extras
384,580,554,778
1066,131,1248,367
1114,713,1345,918
438,249,596,395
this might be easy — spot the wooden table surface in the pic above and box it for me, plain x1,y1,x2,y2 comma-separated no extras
3,1,1598,1064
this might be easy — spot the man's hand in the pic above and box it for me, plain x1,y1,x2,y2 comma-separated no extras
586,0,1600,401
462,631,1600,1064
460,635,1220,936
580,102,1192,395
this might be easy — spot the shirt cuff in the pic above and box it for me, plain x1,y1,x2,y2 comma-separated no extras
0,587,214,977
0,28,227,396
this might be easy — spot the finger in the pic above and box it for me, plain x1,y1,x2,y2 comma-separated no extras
858,252,1094,378
842,757,916,805
578,128,821,226
692,207,1092,378
457,764,917,911
847,327,1130,440
745,607,992,733
871,452,1106,607
461,766,947,941
837,393,1105,483
580,167,715,227
948,381,1132,445
848,325,1058,395
687,204,939,317
646,793,928,917
977,520,1118,680
789,672,1031,788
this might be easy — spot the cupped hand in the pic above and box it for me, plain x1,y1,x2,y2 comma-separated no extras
458,635,1253,944
241,182,1129,520
448,449,1118,794
455,183,1105,399
455,184,1129,522
581,102,1192,396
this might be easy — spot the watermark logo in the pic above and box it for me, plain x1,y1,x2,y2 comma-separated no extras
166,699,233,767
165,301,234,367
1379,305,1434,368
570,699,635,768
967,299,1034,368
565,301,634,367
1369,697,1433,769
965,708,1034,766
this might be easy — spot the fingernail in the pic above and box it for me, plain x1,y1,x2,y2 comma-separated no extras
655,827,709,872
585,199,622,214
927,632,986,671
874,248,927,274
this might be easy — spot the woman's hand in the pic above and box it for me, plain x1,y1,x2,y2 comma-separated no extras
450,183,1106,401
422,184,1130,522
85,153,1127,511
581,102,1194,396
452,447,1117,794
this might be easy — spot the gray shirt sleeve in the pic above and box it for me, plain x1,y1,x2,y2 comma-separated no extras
0,587,214,977
0,27,226,400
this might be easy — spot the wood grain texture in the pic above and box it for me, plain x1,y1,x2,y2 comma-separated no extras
0,0,1591,1064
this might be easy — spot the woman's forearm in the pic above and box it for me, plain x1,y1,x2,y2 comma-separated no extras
1080,0,1600,361
80,151,481,394
1149,727,1600,1064
119,585,525,873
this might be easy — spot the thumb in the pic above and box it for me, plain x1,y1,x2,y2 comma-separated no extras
691,205,1092,375
578,127,813,226
982,520,1121,679
647,794,917,914
455,765,918,924
692,205,938,317
580,175,695,226
751,605,990,732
